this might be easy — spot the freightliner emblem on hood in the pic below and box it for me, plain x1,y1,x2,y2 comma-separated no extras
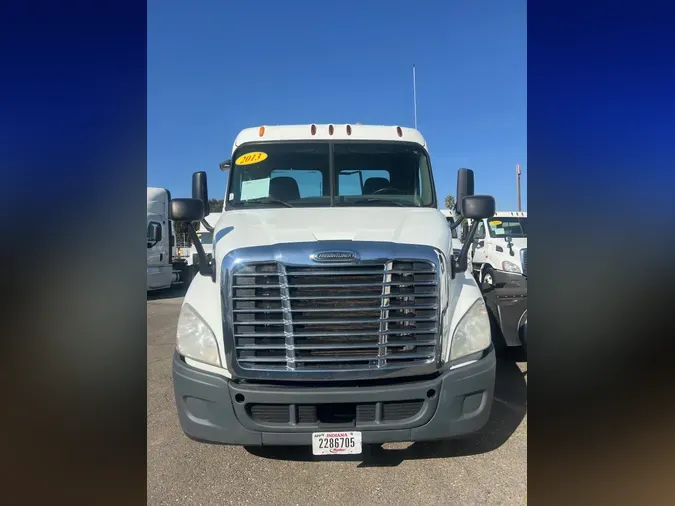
310,251,360,263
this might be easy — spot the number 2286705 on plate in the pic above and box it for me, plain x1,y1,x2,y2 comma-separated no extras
312,431,362,455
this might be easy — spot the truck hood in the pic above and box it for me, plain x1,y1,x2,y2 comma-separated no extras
212,207,452,260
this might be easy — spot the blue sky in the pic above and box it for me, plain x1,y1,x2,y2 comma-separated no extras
148,0,526,210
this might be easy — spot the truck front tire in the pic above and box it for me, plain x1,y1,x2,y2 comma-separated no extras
481,265,495,289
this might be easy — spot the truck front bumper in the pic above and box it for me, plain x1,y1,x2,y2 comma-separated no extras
487,271,527,347
172,348,496,446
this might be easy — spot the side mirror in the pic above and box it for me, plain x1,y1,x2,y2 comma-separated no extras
455,168,475,215
151,225,161,243
147,222,161,248
455,196,496,273
192,171,210,217
219,159,232,171
170,198,205,222
461,195,495,220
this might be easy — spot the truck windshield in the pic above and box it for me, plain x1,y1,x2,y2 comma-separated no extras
196,231,213,245
487,217,527,238
226,141,435,209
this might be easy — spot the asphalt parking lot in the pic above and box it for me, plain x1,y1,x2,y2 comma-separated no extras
148,287,527,505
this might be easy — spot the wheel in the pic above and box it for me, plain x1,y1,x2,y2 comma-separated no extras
481,265,495,289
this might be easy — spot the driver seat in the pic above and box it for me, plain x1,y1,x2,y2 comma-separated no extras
363,177,390,194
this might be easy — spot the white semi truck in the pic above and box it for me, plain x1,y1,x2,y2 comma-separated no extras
168,124,497,453
470,211,527,350
146,187,189,291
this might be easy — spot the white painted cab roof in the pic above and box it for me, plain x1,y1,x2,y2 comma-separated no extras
233,124,427,151
493,211,527,218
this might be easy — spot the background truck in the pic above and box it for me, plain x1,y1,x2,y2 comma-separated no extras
147,187,189,291
168,124,497,454
470,211,527,351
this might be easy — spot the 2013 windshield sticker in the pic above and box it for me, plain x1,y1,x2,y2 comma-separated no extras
235,151,268,165
489,220,502,226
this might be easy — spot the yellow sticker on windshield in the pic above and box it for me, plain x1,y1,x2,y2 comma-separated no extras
489,220,503,226
235,151,268,166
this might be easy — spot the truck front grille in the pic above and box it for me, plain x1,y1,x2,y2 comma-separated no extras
520,248,527,276
230,261,440,373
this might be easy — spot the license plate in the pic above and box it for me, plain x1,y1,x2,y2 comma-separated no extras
312,431,362,455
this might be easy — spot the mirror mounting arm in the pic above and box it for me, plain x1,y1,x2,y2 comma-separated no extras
455,219,481,273
200,218,214,233
449,217,464,231
186,222,215,281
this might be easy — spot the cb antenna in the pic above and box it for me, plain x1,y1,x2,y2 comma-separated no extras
412,64,418,129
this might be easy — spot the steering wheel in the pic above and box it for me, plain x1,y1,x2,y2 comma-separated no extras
372,187,406,195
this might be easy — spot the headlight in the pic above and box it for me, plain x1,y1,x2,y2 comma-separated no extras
502,260,521,273
450,298,491,360
176,303,221,366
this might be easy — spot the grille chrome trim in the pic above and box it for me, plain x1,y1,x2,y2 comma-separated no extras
233,269,434,277
378,261,393,368
235,340,437,350
237,352,435,364
232,304,438,313
221,241,446,381
230,281,437,289
277,263,295,370
234,329,438,338
520,248,528,276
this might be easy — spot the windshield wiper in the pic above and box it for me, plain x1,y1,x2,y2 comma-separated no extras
349,198,408,207
231,197,294,208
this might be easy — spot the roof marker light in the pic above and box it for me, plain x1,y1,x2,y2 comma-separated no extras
258,126,265,137
346,124,352,135
328,124,334,135
311,124,317,135
396,126,403,137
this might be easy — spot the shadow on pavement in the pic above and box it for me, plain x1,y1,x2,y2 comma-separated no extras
245,351,527,466
147,284,188,301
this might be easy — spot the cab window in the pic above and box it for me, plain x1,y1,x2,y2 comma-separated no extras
475,221,486,240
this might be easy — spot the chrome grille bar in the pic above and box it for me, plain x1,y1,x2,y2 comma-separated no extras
234,316,436,326
278,263,295,370
232,304,438,313
236,340,437,350
235,328,438,338
378,261,393,368
234,269,434,277
237,352,435,363
233,281,437,289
